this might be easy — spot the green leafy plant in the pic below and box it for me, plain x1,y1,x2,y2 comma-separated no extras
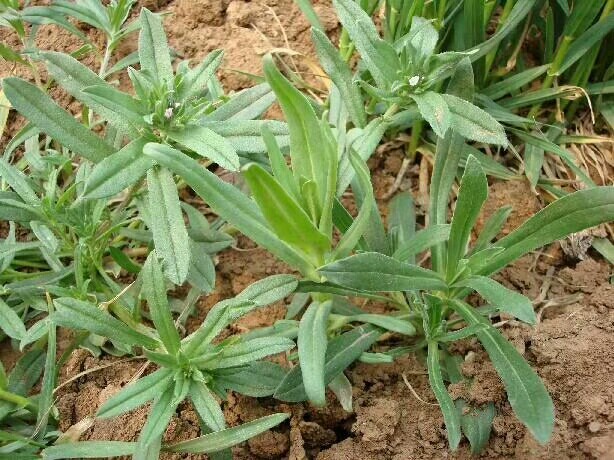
3,7,286,286
307,60,614,450
48,254,295,455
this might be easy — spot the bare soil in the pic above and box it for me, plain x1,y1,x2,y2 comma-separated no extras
1,1,614,459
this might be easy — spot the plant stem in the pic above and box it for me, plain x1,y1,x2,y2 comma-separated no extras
528,35,573,119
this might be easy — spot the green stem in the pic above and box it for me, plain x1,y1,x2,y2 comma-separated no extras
407,119,424,159
0,388,36,409
528,35,573,119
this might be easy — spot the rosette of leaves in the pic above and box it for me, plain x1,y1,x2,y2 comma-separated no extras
48,253,296,455
3,7,287,286
308,59,614,452
142,55,407,408
311,0,507,147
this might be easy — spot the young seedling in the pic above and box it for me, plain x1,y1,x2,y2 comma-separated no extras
311,62,614,451
3,7,287,286
49,252,296,454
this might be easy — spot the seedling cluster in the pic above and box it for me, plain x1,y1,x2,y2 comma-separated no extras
0,0,613,457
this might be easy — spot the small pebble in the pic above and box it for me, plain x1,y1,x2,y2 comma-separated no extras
588,422,601,433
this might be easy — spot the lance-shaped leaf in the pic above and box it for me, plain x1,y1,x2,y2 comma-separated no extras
143,143,312,274
200,337,294,369
235,274,298,306
243,163,330,263
332,152,373,260
164,413,290,454
450,300,554,444
40,51,139,136
183,298,257,356
427,342,461,450
446,155,488,280
214,361,287,397
190,380,226,431
179,49,224,101
333,0,399,88
81,85,146,129
97,369,174,419
275,324,381,402
43,442,137,459
454,276,536,324
478,186,614,276
147,167,191,284
0,298,26,340
139,384,179,447
312,28,366,128
471,206,512,254
443,94,507,146
411,92,451,138
2,78,113,163
168,126,239,171
263,55,328,206
139,8,173,84
298,301,332,406
206,83,275,121
0,158,39,206
320,252,447,292
83,138,152,199
142,252,181,355
53,298,159,349
393,225,451,262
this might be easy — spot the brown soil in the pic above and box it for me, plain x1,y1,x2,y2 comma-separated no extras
2,1,614,459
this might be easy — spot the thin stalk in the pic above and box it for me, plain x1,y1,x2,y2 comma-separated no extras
484,0,517,81
407,119,424,159
0,388,36,409
528,35,573,119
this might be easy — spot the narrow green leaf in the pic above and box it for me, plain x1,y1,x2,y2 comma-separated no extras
168,126,239,171
31,221,59,252
139,8,173,83
187,246,216,293
312,28,366,128
262,124,300,200
0,298,26,340
40,51,138,135
263,55,329,205
320,252,447,292
450,300,554,444
328,372,353,411
165,413,290,454
0,158,39,206
472,206,512,253
333,0,399,88
2,78,113,163
81,85,146,129
147,167,191,284
243,163,329,263
427,341,462,450
43,442,137,459
393,225,451,262
214,361,287,397
189,381,225,432
481,65,550,100
204,337,294,369
298,301,332,406
143,143,312,274
443,94,507,145
97,369,174,419
84,137,152,199
478,187,614,276
235,274,298,306
142,252,181,355
332,152,373,259
411,91,451,138
139,384,178,447
275,324,381,402
446,155,488,280
347,313,415,336
180,50,224,101
52,297,159,349
207,83,275,121
454,276,536,324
